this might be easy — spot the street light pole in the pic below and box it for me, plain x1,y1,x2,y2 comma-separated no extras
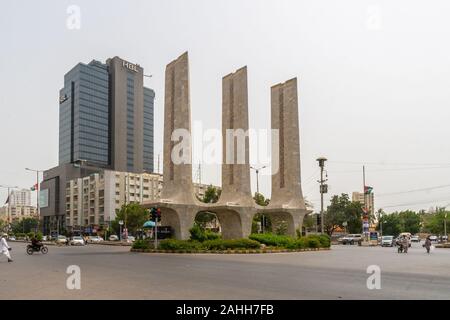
316,157,328,234
250,165,267,233
250,165,267,194
25,168,43,233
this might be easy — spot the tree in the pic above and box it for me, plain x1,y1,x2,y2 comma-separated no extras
0,219,7,232
253,192,270,206
112,203,148,236
252,192,271,233
195,211,217,229
11,217,39,234
303,214,315,230
398,210,421,234
422,208,450,235
376,213,401,237
201,185,221,203
324,194,363,236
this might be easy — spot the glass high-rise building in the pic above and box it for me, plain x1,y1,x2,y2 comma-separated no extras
59,60,110,166
58,57,155,173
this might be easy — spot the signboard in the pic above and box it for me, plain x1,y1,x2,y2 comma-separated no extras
39,189,49,208
370,232,378,241
122,60,139,72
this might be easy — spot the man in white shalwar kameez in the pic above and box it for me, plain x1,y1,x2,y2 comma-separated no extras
1,234,13,262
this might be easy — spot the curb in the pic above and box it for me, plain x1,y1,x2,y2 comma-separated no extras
130,247,331,254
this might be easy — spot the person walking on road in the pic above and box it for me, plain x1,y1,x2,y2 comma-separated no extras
424,236,432,254
1,234,13,262
402,235,409,253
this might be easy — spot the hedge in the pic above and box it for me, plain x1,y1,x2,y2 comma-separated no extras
201,239,260,250
249,233,295,247
132,240,152,250
250,233,331,249
158,239,260,251
133,234,331,252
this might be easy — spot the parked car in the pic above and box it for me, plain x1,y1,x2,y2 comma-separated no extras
429,235,438,243
339,234,363,245
109,235,119,241
55,235,68,245
42,235,48,241
381,235,395,247
70,236,86,246
411,235,420,242
442,235,448,241
125,236,135,243
87,236,104,243
8,236,16,241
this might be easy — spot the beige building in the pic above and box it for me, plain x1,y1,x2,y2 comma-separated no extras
352,192,375,215
65,170,218,230
10,189,31,207
0,205,38,222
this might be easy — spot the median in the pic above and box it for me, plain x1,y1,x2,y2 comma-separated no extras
130,232,331,254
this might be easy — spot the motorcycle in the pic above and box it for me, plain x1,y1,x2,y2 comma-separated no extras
26,244,48,255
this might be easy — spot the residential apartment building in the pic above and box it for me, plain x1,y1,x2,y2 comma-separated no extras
9,189,31,207
0,205,38,222
65,170,219,231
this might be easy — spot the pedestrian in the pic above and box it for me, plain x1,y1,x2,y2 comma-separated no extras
402,235,409,253
424,236,432,254
1,234,13,262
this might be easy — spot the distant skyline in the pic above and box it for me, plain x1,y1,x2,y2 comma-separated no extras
2,0,450,213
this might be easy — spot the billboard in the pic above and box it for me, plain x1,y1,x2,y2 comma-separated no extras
39,189,49,208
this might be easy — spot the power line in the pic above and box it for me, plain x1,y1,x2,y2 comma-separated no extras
329,160,450,167
329,165,450,174
380,197,450,209
377,184,450,197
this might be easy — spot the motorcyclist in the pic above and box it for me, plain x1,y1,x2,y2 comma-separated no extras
31,235,42,250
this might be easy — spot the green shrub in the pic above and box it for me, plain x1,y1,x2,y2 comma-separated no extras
158,239,203,251
286,237,308,249
189,224,221,242
318,234,331,248
306,237,320,248
249,233,295,247
132,240,151,250
202,239,260,250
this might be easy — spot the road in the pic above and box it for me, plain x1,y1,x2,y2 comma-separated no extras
1,242,449,299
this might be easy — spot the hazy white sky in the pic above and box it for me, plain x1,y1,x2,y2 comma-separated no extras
1,0,450,213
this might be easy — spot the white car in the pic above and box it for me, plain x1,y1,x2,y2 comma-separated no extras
109,235,119,241
70,236,86,246
87,236,104,243
429,235,438,243
125,236,135,243
56,235,68,245
411,235,420,242
381,236,394,247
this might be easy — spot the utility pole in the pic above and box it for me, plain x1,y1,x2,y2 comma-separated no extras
316,157,328,234
25,168,43,233
445,212,447,240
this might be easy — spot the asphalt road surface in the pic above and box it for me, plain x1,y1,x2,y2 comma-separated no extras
1,242,449,299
